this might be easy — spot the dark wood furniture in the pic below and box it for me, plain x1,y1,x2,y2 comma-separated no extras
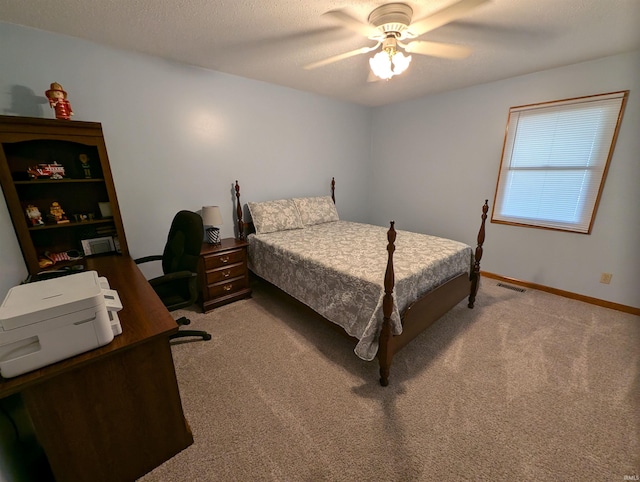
0,115,128,277
199,238,252,312
0,255,193,482
377,205,487,385
235,179,488,386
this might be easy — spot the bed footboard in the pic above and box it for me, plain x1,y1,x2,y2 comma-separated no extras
378,222,396,387
377,199,489,386
468,200,489,308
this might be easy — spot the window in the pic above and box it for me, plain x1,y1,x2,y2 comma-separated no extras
492,91,628,234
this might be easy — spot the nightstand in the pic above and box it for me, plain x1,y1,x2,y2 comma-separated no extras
198,238,251,312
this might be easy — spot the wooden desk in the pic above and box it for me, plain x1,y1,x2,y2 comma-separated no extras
0,256,193,481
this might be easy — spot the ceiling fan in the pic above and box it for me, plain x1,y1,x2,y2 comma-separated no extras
304,0,490,80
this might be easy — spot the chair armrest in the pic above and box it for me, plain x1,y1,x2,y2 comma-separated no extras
134,255,163,265
148,270,196,288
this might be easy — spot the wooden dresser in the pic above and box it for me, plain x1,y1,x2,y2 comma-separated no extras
199,238,251,312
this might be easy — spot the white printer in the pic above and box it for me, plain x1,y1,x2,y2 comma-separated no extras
0,270,123,378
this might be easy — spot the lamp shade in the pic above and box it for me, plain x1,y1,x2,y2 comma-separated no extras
202,206,223,226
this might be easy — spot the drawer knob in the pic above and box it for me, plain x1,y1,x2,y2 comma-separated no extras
222,269,231,278
220,255,230,263
223,283,233,291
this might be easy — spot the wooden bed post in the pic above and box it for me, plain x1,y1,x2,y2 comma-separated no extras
235,180,244,240
331,177,335,204
468,200,488,308
378,221,396,387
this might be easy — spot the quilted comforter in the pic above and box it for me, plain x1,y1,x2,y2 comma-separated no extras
248,220,472,361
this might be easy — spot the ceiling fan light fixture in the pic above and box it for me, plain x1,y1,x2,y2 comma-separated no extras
369,48,411,80
309,0,485,78
369,51,395,80
392,51,411,74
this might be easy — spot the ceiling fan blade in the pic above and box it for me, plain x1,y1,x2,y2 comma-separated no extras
401,40,472,59
407,0,490,38
304,44,380,70
322,9,378,38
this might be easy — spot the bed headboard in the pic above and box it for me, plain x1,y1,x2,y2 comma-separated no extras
234,178,336,240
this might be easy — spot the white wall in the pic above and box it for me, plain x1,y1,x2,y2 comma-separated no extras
0,25,638,306
0,22,372,296
370,50,640,309
5,25,636,310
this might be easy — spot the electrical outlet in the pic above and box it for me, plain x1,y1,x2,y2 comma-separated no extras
600,273,613,284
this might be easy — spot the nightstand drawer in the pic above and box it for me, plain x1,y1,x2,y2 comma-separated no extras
207,277,249,299
204,249,245,269
206,263,245,284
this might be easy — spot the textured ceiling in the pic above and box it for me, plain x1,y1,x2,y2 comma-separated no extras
1,0,639,106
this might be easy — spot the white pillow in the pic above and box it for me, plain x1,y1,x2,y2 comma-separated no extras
247,199,303,234
293,196,339,226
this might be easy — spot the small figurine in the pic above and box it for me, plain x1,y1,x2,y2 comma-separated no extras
49,202,70,224
45,82,73,120
38,256,54,268
26,204,44,226
79,153,92,178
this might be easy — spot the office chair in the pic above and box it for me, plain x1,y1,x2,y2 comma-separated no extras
135,210,211,341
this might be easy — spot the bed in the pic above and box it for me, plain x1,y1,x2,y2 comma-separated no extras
234,179,488,386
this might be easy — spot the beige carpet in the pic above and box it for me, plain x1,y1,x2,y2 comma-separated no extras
140,279,640,482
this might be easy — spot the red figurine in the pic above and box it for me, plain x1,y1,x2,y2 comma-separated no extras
45,82,73,120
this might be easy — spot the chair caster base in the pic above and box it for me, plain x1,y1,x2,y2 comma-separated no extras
176,316,191,326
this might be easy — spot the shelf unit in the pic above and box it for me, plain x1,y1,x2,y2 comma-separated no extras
0,115,129,276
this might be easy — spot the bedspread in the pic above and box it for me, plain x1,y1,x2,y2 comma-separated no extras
248,220,472,361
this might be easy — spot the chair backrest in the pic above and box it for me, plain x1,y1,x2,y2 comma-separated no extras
162,210,204,275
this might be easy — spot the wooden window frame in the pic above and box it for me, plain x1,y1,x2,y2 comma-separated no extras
491,91,628,234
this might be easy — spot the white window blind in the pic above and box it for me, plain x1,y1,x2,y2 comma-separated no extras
492,91,628,234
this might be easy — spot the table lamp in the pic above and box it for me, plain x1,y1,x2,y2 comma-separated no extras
202,206,223,245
